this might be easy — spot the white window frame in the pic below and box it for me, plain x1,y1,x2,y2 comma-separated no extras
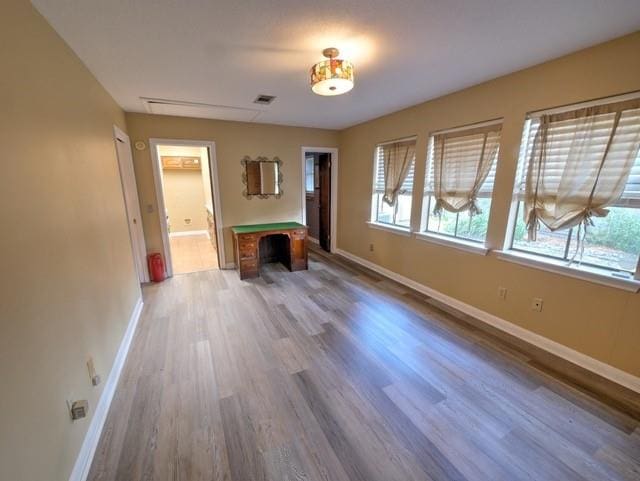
500,93,640,292
369,136,417,233
418,119,502,252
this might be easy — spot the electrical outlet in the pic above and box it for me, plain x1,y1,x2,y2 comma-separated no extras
369,243,374,252
498,286,507,300
531,297,543,312
69,400,89,421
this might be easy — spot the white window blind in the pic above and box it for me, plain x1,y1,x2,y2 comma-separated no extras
516,105,640,207
373,142,416,194
425,126,500,198
305,156,315,192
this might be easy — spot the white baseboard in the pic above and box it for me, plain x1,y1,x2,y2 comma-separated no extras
334,248,640,394
169,230,208,238
224,262,236,269
308,236,319,244
69,297,144,481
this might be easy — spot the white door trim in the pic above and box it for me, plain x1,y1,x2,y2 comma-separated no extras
149,138,226,277
113,126,149,283
301,147,338,253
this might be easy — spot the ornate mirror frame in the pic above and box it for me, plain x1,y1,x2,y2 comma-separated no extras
241,156,283,199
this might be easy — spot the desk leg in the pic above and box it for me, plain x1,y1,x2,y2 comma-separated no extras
290,232,307,272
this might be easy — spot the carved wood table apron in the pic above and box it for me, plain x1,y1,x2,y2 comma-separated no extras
231,222,308,280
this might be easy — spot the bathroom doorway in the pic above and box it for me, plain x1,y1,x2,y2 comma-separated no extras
150,140,225,276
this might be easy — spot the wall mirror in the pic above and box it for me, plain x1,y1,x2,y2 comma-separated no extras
241,156,283,199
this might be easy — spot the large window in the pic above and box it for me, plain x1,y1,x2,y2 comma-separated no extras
371,138,416,229
507,96,640,278
421,122,501,244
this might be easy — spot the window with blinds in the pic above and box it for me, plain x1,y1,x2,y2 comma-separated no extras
373,144,416,194
509,95,640,277
421,122,501,243
371,138,416,228
424,131,499,198
513,113,640,207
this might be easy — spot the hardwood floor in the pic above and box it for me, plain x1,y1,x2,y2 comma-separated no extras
88,252,640,481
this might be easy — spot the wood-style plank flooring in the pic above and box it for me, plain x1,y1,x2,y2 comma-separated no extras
88,252,640,481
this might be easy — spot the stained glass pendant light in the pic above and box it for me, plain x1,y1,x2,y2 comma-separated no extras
310,48,354,96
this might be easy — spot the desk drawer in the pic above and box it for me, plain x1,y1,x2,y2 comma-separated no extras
240,258,257,270
239,250,256,260
292,230,307,240
238,234,257,242
239,240,257,261
239,241,257,251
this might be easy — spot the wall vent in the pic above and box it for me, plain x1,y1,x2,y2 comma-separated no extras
253,94,276,105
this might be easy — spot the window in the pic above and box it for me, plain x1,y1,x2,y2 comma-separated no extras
421,122,501,244
305,156,315,193
371,138,416,228
507,95,640,279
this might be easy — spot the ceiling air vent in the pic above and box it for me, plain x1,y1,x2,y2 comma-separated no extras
253,94,276,105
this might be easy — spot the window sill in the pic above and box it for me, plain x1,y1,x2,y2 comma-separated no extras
366,221,411,237
494,250,640,293
414,232,489,255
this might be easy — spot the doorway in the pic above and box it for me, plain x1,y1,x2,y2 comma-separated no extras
301,147,338,252
149,139,225,276
113,126,149,283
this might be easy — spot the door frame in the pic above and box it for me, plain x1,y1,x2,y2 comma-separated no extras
149,138,226,277
113,126,149,283
300,147,338,253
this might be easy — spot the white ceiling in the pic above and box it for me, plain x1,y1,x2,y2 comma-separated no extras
33,0,640,129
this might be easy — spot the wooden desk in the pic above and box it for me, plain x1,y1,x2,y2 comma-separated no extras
231,222,308,279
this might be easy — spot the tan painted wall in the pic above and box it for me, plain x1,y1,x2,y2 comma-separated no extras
163,169,209,232
0,2,140,480
125,113,338,265
337,32,640,378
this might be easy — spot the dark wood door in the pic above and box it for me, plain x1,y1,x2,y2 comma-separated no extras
318,153,331,252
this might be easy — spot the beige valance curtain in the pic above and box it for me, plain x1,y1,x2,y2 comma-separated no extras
382,140,416,206
432,125,501,215
524,99,640,241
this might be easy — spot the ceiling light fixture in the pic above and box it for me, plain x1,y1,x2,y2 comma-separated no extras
310,48,354,96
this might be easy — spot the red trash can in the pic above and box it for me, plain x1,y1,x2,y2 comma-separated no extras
147,253,166,282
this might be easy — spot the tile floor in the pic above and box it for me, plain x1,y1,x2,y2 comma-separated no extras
169,233,218,274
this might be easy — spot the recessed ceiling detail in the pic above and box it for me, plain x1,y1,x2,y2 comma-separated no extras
32,0,640,129
141,97,262,122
